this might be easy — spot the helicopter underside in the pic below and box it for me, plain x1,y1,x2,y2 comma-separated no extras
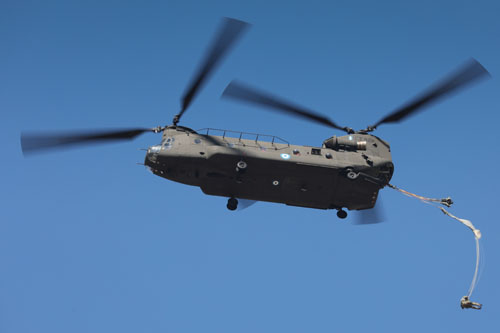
199,154,386,210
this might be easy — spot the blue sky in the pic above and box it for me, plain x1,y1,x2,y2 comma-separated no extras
1,0,499,332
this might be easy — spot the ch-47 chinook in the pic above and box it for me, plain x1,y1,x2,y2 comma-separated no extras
21,18,490,222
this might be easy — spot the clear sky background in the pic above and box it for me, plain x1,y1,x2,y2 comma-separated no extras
1,1,499,332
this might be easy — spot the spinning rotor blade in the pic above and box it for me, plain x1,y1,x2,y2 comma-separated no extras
370,59,490,130
21,128,156,155
176,18,250,124
222,81,351,133
353,196,385,225
237,199,257,211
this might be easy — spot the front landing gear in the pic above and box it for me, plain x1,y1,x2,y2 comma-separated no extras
227,197,238,211
337,209,347,219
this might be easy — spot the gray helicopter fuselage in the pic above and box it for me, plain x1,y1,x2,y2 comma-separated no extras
144,126,394,211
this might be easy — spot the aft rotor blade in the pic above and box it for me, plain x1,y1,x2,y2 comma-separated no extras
353,196,385,225
177,18,250,122
237,199,257,211
371,59,490,129
222,81,351,133
21,128,154,155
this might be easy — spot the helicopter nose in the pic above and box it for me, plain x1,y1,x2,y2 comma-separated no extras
145,145,161,165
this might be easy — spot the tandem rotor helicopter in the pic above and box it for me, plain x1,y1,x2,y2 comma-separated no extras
21,18,490,222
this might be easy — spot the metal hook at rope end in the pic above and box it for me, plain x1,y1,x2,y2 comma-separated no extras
441,197,454,207
460,296,482,310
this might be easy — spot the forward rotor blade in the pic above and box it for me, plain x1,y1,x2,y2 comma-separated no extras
177,18,250,122
222,81,350,133
371,59,490,129
21,128,154,155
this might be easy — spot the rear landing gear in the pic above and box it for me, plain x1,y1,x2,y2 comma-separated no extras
337,209,347,219
227,197,238,211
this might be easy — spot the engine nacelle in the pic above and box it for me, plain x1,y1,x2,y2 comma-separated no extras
323,135,367,151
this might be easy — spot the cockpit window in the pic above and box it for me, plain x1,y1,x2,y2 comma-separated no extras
149,145,161,153
162,137,175,150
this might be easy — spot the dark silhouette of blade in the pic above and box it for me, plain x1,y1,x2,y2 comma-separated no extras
199,134,243,154
237,199,257,211
176,18,250,124
222,81,351,133
21,128,153,155
371,59,490,129
353,196,385,225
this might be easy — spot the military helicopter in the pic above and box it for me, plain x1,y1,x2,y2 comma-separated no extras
21,18,490,221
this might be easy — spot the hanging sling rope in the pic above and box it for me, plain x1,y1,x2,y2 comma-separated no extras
388,183,483,310
441,208,482,310
387,184,454,207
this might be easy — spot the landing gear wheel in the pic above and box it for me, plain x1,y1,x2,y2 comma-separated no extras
337,209,347,219
236,160,247,173
227,197,238,211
